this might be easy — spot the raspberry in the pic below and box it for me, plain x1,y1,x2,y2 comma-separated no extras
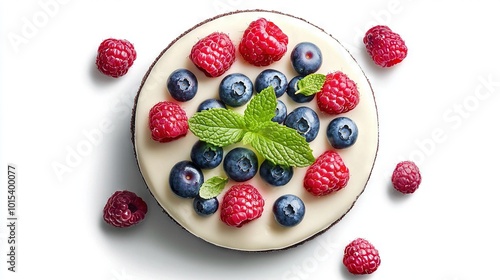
95,38,137,78
238,18,288,66
363,25,408,67
303,150,349,196
343,238,381,274
220,184,265,227
189,32,236,77
391,160,421,194
103,190,148,228
316,71,360,115
149,101,188,143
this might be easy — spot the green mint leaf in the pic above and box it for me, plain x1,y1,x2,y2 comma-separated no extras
244,86,277,130
242,131,256,145
296,73,326,96
188,108,246,147
188,88,315,168
249,121,315,167
199,176,229,199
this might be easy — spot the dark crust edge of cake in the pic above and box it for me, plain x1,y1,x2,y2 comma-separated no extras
130,9,380,253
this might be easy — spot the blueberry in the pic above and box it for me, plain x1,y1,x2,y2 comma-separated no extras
167,69,198,102
255,69,288,97
284,106,320,142
273,194,305,227
223,147,258,182
259,159,293,186
193,196,219,216
326,117,359,149
190,140,223,169
272,100,287,123
286,76,315,103
219,73,253,107
197,98,227,112
169,161,204,198
290,42,322,75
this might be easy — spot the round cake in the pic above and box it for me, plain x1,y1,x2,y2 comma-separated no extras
131,9,378,251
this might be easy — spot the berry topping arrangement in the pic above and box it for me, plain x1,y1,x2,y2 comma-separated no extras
154,15,369,227
131,10,380,252
88,6,428,276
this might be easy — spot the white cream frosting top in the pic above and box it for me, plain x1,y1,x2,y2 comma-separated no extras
133,10,378,251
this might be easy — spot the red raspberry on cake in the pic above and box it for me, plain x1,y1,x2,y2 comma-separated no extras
220,184,265,227
363,25,408,67
103,190,148,228
239,18,288,66
189,32,236,77
391,160,421,194
303,150,349,196
343,238,381,274
95,38,137,78
149,101,188,143
317,71,360,115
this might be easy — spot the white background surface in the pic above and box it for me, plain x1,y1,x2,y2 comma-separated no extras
1,0,499,279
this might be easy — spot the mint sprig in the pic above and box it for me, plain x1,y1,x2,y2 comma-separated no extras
296,73,326,96
199,176,228,199
188,86,315,167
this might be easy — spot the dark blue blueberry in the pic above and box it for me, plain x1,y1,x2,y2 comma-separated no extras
284,106,320,142
223,147,258,182
255,69,288,97
259,159,293,187
169,161,204,198
290,42,322,75
219,73,253,107
167,69,198,102
193,196,219,216
273,194,305,227
271,100,287,123
190,141,223,169
197,98,227,112
326,117,358,149
286,76,315,103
